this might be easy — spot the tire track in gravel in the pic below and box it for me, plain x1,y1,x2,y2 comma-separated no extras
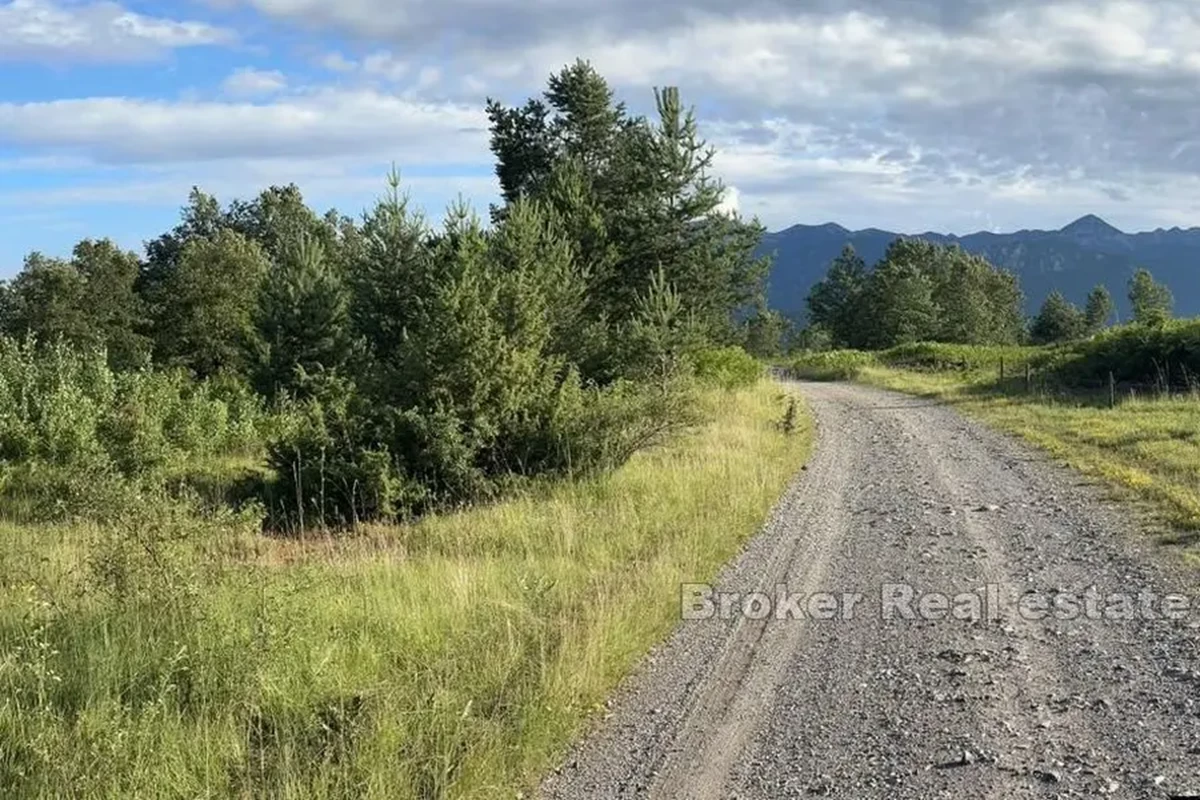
645,406,854,800
542,381,1200,800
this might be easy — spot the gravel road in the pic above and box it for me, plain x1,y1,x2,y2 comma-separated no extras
541,380,1200,799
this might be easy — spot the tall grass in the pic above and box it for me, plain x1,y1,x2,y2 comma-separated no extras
0,380,811,798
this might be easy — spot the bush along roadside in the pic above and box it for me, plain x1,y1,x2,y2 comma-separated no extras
0,379,811,799
0,61,774,533
0,60,801,800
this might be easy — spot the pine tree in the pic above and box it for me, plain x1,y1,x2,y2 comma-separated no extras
545,60,626,174
1128,268,1173,327
255,231,353,398
743,299,788,358
486,63,767,366
1029,291,1084,344
346,170,434,384
486,98,555,208
861,258,938,348
1082,284,1114,335
635,85,767,336
805,245,868,348
982,267,1026,345
622,265,705,387
806,237,1024,350
928,246,1022,345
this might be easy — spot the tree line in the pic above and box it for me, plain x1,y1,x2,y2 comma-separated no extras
803,241,1176,350
1027,268,1173,344
0,62,772,528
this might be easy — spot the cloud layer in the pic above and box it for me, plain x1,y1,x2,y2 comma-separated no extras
0,91,486,164
0,0,234,62
2,0,1200,266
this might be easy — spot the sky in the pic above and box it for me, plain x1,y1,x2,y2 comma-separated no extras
3,0,1200,274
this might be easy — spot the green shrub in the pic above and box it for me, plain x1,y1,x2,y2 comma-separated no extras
264,365,700,529
0,337,111,467
552,371,700,474
879,342,1052,372
789,349,878,381
694,346,764,390
264,375,425,530
0,336,275,522
1051,319,1200,389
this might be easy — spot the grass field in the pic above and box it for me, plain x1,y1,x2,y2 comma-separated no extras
790,346,1200,553
0,379,811,799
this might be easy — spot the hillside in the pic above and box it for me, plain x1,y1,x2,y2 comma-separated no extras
761,215,1200,321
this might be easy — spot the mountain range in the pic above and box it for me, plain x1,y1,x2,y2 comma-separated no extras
759,215,1200,322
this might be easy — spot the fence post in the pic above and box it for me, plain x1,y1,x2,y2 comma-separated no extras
1109,371,1116,409
999,357,1005,383
1025,362,1031,393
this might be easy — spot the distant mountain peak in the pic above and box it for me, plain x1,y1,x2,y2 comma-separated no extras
1060,214,1123,236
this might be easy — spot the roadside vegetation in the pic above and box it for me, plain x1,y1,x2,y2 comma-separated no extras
0,62,784,532
0,62,811,797
0,378,810,798
801,238,1176,353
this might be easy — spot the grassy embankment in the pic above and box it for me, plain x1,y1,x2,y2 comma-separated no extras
0,379,811,799
790,333,1200,550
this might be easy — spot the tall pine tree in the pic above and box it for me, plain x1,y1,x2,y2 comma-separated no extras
1128,268,1173,327
255,231,354,398
1083,284,1114,335
806,245,868,348
1030,291,1084,344
486,62,767,375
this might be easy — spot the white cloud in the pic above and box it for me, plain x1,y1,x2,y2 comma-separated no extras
0,167,500,213
318,51,357,72
0,89,490,166
312,51,439,89
7,0,1200,239
229,0,1200,87
0,0,235,62
705,117,1200,234
485,3,1200,107
415,66,441,90
235,0,1200,231
222,67,288,97
360,51,409,81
